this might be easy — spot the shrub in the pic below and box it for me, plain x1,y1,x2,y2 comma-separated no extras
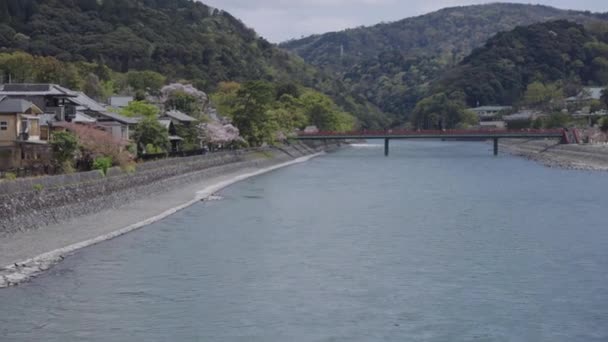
93,156,113,176
122,162,137,174
63,123,133,169
600,117,608,132
50,131,78,171
3,172,17,181
32,184,44,192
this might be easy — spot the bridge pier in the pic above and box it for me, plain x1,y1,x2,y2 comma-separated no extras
384,138,390,157
493,138,499,156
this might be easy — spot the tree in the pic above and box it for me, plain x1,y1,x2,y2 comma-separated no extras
63,123,132,169
600,117,608,132
50,131,78,172
161,83,209,118
299,91,355,132
210,81,241,119
232,81,277,146
120,101,159,118
523,81,562,109
411,93,474,129
601,88,608,109
132,118,170,154
126,70,166,94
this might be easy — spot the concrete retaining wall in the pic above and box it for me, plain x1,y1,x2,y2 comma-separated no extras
0,143,323,236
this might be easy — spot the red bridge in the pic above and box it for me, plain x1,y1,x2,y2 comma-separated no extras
296,129,569,156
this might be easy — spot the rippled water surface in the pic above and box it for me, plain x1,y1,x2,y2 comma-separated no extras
1,141,608,341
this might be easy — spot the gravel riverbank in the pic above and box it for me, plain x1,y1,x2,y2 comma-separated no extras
500,139,608,171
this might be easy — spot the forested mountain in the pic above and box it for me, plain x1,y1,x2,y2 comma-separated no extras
0,0,388,128
281,3,606,123
430,20,608,107
409,20,608,130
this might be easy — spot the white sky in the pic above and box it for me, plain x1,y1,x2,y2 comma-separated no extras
201,0,608,42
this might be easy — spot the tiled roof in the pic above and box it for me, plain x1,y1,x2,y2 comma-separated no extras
70,92,108,112
0,97,41,114
0,84,78,97
95,111,139,125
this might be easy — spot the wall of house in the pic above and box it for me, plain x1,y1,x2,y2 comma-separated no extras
0,114,17,146
0,143,326,235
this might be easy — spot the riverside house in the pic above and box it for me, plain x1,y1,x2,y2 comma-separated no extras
0,84,136,142
0,97,49,171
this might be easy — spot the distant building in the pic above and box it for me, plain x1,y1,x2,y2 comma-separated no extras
0,83,78,121
565,87,606,103
108,96,134,108
469,106,513,120
503,110,544,122
478,121,506,130
160,109,198,126
304,125,319,133
0,97,49,170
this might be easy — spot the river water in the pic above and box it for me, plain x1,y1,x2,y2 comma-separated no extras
1,141,608,341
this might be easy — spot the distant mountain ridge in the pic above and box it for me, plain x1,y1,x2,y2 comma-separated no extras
281,3,607,124
429,20,608,107
281,3,604,71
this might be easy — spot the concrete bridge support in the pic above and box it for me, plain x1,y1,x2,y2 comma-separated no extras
493,138,499,156
384,138,390,157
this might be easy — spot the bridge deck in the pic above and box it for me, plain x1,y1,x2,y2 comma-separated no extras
296,129,564,140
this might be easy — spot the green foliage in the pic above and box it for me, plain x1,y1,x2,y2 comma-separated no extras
50,131,78,170
299,91,355,131
3,172,16,181
601,88,608,108
600,117,608,132
232,81,278,146
119,101,159,118
122,163,137,174
32,184,44,192
410,93,475,129
213,81,355,145
92,156,112,176
165,92,203,118
126,70,166,94
210,82,241,119
544,113,571,128
589,100,604,113
431,21,608,108
132,118,169,154
283,3,603,122
0,0,381,126
0,51,81,88
523,82,563,108
174,123,200,151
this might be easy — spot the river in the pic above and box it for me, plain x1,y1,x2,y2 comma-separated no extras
1,141,608,341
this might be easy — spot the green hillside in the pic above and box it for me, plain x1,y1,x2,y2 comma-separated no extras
281,3,606,123
0,0,388,128
432,20,608,107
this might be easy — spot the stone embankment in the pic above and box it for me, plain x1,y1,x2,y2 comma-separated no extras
0,143,326,236
499,139,608,171
0,142,335,287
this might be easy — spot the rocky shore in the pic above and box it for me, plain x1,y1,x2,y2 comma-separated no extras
0,143,331,288
499,139,608,171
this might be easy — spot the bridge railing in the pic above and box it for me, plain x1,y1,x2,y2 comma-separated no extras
298,128,565,137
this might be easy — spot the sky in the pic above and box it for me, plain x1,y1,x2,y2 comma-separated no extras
201,0,608,43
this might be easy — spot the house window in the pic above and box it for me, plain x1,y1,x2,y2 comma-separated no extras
0,121,7,131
